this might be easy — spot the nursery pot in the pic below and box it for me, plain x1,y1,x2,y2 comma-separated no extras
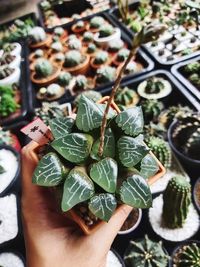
94,28,121,49
0,67,20,86
193,177,200,214
23,96,166,235
168,120,200,172
118,208,142,235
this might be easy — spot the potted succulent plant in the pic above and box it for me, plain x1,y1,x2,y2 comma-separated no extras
31,58,61,86
108,39,125,53
95,66,116,86
67,37,82,51
94,24,121,48
0,66,20,86
71,20,86,33
3,43,22,56
170,240,200,267
53,26,68,41
62,50,90,75
90,51,110,70
193,177,200,213
37,83,65,101
113,48,130,66
71,75,93,94
82,31,94,44
29,26,52,49
86,16,106,33
23,23,167,235
0,53,21,69
124,235,169,267
114,86,140,109
118,207,142,234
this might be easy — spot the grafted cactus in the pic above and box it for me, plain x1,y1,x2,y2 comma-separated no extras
162,176,191,229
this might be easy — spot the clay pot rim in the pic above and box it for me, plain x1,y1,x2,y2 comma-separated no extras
31,65,61,86
90,56,111,70
36,86,65,102
29,34,52,49
71,22,87,33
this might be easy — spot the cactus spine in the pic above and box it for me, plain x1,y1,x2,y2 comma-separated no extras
173,242,200,267
162,176,191,229
124,235,168,267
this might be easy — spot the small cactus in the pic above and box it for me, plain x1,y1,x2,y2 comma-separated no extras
99,24,114,38
53,27,64,37
74,75,88,91
94,51,108,65
172,242,200,267
74,20,84,29
51,41,63,52
83,32,94,42
145,136,172,168
142,99,164,122
96,66,116,85
90,16,105,29
64,50,82,67
35,58,53,78
108,39,124,52
162,176,191,229
29,26,47,43
0,127,13,145
124,235,169,267
116,48,130,62
114,86,139,107
68,38,82,50
58,71,72,86
87,43,97,54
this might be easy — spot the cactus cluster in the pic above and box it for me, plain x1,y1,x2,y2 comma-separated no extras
64,50,83,67
145,136,172,168
114,86,139,108
0,85,20,117
53,27,64,37
172,113,200,160
35,58,53,78
124,235,169,267
96,66,116,84
74,20,84,29
142,99,164,122
162,176,191,229
172,242,200,267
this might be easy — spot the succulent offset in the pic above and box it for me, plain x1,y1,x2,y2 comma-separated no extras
162,176,191,229
124,235,169,267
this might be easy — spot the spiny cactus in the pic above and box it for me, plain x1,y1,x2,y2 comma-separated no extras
142,99,164,122
99,24,114,38
145,136,172,168
114,86,139,107
68,38,82,50
116,48,130,62
87,43,97,54
29,26,47,43
96,66,116,85
172,242,200,267
64,50,83,67
94,51,108,65
124,235,169,267
58,71,72,86
162,176,191,229
35,58,53,78
83,32,93,42
74,75,87,91
90,16,105,29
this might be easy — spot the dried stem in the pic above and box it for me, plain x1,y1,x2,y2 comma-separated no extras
98,47,137,156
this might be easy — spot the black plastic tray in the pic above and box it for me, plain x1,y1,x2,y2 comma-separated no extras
0,41,33,127
171,55,200,101
110,1,200,67
0,12,38,42
38,0,113,30
30,12,154,110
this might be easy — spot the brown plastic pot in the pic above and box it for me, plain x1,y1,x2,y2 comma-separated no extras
62,54,90,75
31,65,61,86
24,96,166,235
29,34,52,49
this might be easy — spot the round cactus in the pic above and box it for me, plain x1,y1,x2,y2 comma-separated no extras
46,83,62,96
145,136,172,168
74,75,87,91
94,51,108,65
29,26,47,43
58,71,72,86
184,62,200,74
162,176,191,229
142,99,164,122
34,49,44,58
172,242,200,267
116,48,130,62
68,38,82,50
64,50,83,67
51,41,63,52
114,86,139,107
90,16,105,29
54,52,65,62
35,58,53,78
87,43,97,54
124,235,169,267
83,31,94,42
54,27,64,37
99,24,114,38
75,20,84,29
108,39,124,52
96,66,116,84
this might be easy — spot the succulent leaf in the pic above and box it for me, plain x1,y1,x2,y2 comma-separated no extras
49,117,75,139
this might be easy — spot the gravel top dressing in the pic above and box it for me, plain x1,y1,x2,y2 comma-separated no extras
0,194,18,244
0,252,24,267
0,149,19,194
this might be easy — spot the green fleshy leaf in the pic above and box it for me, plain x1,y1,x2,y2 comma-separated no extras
89,193,117,222
76,95,103,132
115,106,144,136
49,117,75,139
90,158,118,193
120,174,152,208
90,128,115,160
97,103,117,120
51,133,93,163
62,167,95,212
140,154,159,179
32,152,63,186
118,136,149,167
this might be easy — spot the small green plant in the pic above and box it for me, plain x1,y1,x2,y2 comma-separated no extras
184,62,200,74
124,235,169,267
75,20,84,29
99,24,114,38
96,66,116,84
162,176,191,229
58,71,72,86
109,39,124,52
117,0,130,24
54,27,64,37
0,85,20,117
34,49,44,58
94,51,108,65
90,16,105,29
145,136,171,168
116,48,130,62
172,242,200,267
87,43,96,54
35,58,53,78
142,99,164,122
145,77,165,94
64,50,83,67
74,75,87,91
114,86,138,107
29,26,47,43
83,31,93,42
68,38,82,50
51,41,63,52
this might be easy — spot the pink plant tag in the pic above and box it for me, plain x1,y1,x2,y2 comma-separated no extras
21,118,53,145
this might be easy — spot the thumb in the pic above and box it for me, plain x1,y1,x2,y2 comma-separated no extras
89,205,132,249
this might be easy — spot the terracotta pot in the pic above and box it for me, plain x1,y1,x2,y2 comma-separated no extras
36,86,65,102
25,96,166,235
62,54,90,75
86,24,100,33
31,66,61,86
49,54,64,67
90,56,111,71
71,22,87,34
29,34,52,49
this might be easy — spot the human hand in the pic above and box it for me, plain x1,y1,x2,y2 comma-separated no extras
21,141,132,267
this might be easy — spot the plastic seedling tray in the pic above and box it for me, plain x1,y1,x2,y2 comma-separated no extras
171,55,200,101
29,12,154,109
110,1,200,67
